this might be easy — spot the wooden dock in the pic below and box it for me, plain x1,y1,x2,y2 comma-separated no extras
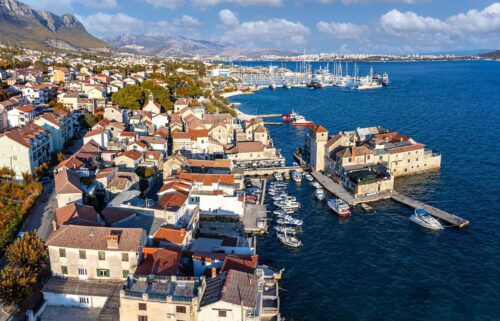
311,171,469,228
391,192,469,227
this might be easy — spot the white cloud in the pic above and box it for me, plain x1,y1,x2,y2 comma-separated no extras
317,21,368,39
446,3,500,34
77,13,144,36
191,0,282,8
221,18,310,47
219,9,239,27
174,15,202,27
80,0,117,9
379,9,446,36
139,0,184,9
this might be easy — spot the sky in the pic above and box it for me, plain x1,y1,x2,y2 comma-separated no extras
22,0,500,54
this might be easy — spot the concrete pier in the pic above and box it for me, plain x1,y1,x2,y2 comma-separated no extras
310,171,469,228
391,192,469,227
244,166,302,177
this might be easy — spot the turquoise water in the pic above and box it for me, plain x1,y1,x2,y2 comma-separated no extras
229,61,500,321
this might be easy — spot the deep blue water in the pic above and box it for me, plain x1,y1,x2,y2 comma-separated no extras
229,61,500,321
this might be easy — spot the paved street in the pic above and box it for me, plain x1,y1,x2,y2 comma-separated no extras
21,181,56,242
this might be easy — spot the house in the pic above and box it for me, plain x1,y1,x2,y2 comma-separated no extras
119,276,202,321
54,169,83,208
7,104,36,127
104,105,128,123
198,270,263,321
141,136,168,154
114,150,143,170
34,111,73,152
173,98,189,113
83,127,110,148
225,141,280,163
45,225,147,280
0,123,51,179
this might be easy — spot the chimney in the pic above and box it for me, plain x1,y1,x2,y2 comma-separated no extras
211,267,217,278
106,231,120,249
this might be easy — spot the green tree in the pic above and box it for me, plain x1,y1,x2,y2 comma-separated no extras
139,179,149,193
111,84,143,110
0,266,37,306
83,113,97,128
141,80,173,111
6,232,48,275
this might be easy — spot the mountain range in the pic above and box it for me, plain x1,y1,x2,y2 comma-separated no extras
0,0,107,50
104,32,299,58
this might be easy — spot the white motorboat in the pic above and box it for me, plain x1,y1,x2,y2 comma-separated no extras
269,83,277,90
410,208,443,230
277,231,302,248
327,198,351,217
276,216,303,226
274,225,296,235
304,173,314,182
291,171,302,183
274,200,301,208
311,182,321,189
273,172,283,181
314,188,325,200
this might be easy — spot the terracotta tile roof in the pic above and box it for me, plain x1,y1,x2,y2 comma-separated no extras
119,131,138,138
141,136,167,145
145,151,162,161
134,247,182,276
312,124,328,133
200,270,257,308
220,255,258,274
158,181,191,195
372,132,411,143
1,123,49,148
117,150,142,161
157,192,188,209
153,226,187,244
17,104,35,112
55,157,84,171
154,126,169,138
95,167,117,179
227,141,264,154
54,170,83,194
129,140,148,148
187,159,231,169
179,173,235,186
46,225,145,252
55,204,100,227
84,127,104,138
172,132,191,140
387,143,424,154
189,129,209,140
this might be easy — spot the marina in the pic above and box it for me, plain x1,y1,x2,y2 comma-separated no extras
229,60,499,320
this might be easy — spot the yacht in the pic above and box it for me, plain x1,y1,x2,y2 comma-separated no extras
284,83,292,89
311,181,321,189
410,208,443,230
277,215,303,226
269,83,277,90
314,188,325,200
274,225,296,235
327,198,351,217
277,231,302,248
273,172,283,181
292,115,314,127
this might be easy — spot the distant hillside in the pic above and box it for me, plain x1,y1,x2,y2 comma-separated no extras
0,0,108,50
480,50,500,59
105,32,298,58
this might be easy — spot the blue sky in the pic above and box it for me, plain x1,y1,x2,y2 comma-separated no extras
23,0,500,54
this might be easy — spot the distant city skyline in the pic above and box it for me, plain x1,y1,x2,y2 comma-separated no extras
21,0,500,54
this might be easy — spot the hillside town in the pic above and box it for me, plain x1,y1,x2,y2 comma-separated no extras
0,47,283,321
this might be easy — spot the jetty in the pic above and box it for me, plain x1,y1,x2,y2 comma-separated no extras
310,171,469,228
244,166,302,177
391,192,469,227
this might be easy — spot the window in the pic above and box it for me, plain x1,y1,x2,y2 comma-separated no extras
138,303,147,311
379,156,383,160
78,268,87,276
218,310,227,317
138,316,147,321
176,306,186,313
98,251,105,260
59,248,66,258
61,266,68,275
79,250,86,259
79,297,90,304
416,158,419,161
348,158,352,162
122,253,129,262
122,270,129,278
97,269,109,277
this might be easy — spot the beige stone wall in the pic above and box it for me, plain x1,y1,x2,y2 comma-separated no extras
56,193,82,208
354,176,394,197
48,246,139,281
387,149,441,177
119,295,197,321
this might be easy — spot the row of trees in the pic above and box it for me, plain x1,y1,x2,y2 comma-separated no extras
0,232,48,307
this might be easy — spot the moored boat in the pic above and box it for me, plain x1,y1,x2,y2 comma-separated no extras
410,208,443,230
314,188,325,200
292,115,314,127
327,198,351,217
304,173,314,181
277,232,302,248
274,225,297,235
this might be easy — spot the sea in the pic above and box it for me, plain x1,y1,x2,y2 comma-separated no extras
227,61,500,321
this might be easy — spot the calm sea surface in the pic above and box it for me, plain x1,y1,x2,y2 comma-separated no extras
228,61,500,321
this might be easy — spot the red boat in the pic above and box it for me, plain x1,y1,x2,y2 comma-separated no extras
282,114,291,122
292,115,314,127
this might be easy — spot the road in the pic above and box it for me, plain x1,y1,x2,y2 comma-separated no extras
20,181,56,242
